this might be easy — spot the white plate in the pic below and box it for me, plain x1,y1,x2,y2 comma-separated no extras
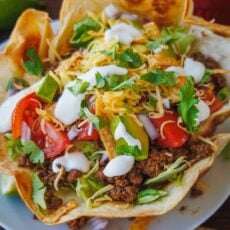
0,20,230,230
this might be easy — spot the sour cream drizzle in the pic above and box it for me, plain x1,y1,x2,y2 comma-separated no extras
54,65,127,125
52,151,90,173
114,122,141,150
105,23,142,45
0,79,43,133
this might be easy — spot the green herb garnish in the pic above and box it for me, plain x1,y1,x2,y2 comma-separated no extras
178,79,199,133
141,70,177,87
68,79,89,95
23,48,44,77
22,141,44,164
71,17,101,48
80,107,106,129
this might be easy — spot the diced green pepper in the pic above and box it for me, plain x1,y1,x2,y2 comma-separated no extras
36,75,58,103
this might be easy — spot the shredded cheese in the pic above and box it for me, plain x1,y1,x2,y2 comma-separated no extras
160,120,175,140
54,166,64,191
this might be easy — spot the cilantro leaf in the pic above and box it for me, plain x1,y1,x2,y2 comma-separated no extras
22,141,44,164
6,134,23,160
68,80,89,95
217,87,230,101
178,80,199,133
100,47,142,69
200,68,212,84
23,48,44,77
71,17,101,48
160,27,194,55
111,77,139,91
105,74,127,89
220,141,230,161
31,173,47,209
118,48,143,68
81,107,107,129
140,70,177,87
146,96,157,109
147,35,173,51
95,72,106,88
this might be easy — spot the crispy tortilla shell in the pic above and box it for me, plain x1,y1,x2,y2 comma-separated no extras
0,9,53,103
0,133,229,224
50,0,189,61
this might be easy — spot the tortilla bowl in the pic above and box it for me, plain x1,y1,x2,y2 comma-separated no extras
0,0,229,226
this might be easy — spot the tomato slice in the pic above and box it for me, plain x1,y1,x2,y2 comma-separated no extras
77,121,99,141
198,86,223,113
43,122,71,159
12,93,40,139
150,110,190,148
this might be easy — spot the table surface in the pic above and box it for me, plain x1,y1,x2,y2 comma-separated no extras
0,1,229,230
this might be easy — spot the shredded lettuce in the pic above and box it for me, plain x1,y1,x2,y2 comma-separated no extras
144,157,188,186
137,188,168,205
31,173,47,210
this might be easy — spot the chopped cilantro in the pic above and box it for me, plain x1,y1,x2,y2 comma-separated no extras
148,27,194,55
146,96,157,109
95,72,106,88
22,141,44,164
6,134,23,160
31,173,47,209
111,76,138,91
100,47,143,69
23,48,44,77
178,79,199,133
68,79,89,95
71,17,101,48
80,107,107,129
140,70,177,87
118,48,143,68
147,35,173,51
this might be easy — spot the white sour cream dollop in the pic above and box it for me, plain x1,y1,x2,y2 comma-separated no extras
103,155,135,177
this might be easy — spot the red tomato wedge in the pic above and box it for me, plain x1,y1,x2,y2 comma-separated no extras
150,110,190,148
43,122,71,159
12,93,40,139
198,86,223,113
77,121,99,141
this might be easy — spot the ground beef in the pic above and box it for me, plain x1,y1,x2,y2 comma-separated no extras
108,185,139,203
95,166,143,203
136,150,172,177
18,154,34,168
187,141,212,163
32,163,81,190
67,170,81,183
45,190,63,211
192,52,226,93
67,217,89,230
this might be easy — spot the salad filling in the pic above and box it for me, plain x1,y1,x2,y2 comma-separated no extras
0,4,229,213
